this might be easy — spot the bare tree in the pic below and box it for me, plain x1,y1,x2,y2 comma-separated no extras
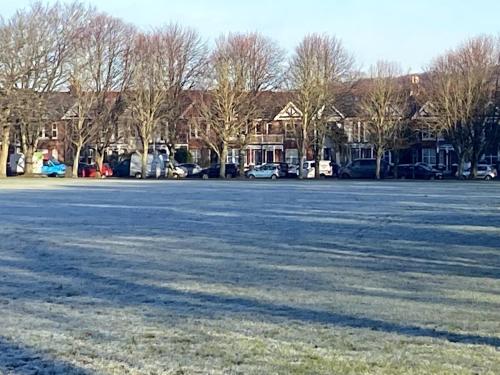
360,61,405,179
289,34,354,178
127,32,167,179
198,32,283,178
425,36,499,178
157,24,207,154
390,117,418,178
3,2,86,175
0,22,17,178
85,15,135,177
0,97,13,178
66,9,134,178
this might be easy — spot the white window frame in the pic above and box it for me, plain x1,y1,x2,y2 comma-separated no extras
422,148,436,165
39,126,48,139
190,122,199,139
51,124,58,139
191,148,201,163
421,124,436,141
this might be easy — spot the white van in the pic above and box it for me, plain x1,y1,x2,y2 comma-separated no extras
301,160,333,178
8,153,25,175
130,152,164,178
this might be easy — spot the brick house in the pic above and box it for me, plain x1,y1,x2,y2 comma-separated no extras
22,79,498,172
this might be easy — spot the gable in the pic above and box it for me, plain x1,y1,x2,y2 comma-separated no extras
274,102,302,121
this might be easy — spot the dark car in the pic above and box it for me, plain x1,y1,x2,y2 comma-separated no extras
339,159,390,179
397,163,443,180
178,163,203,177
113,159,131,177
277,162,289,178
200,163,240,179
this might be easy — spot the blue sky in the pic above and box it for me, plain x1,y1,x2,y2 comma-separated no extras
3,0,499,72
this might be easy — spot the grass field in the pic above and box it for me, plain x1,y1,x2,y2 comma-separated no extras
0,178,499,374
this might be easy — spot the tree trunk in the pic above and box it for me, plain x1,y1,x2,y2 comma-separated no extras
0,126,10,178
375,147,384,180
95,150,105,178
220,142,228,178
72,144,82,178
470,143,481,179
314,139,321,179
141,138,149,179
24,145,35,176
299,117,308,179
297,145,303,178
238,147,245,177
393,150,400,179
457,152,466,180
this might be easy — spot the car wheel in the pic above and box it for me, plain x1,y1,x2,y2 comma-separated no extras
271,174,277,180
320,174,326,179
135,172,142,179
341,173,350,179
248,175,255,180
429,175,435,180
202,173,209,180
485,175,492,181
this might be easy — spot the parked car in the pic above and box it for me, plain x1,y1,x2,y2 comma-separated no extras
275,162,289,178
331,161,340,178
301,160,333,178
200,164,240,179
113,155,185,179
130,153,165,179
461,164,498,180
339,159,390,179
397,163,443,180
287,163,299,177
41,159,66,177
113,159,131,177
8,153,25,175
169,164,188,179
247,164,280,179
179,163,203,177
78,163,113,178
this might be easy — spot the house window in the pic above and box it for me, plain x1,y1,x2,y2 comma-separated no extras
190,122,199,139
226,148,240,164
421,124,435,141
191,148,201,163
422,148,436,165
255,123,264,134
285,149,299,164
285,122,295,139
346,124,353,143
51,124,58,139
39,126,48,139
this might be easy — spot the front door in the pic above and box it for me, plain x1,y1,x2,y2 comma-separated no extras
255,150,262,165
267,150,274,163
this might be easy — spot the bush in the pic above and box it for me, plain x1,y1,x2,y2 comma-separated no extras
174,148,192,164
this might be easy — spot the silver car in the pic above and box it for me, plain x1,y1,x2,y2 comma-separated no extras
462,164,497,180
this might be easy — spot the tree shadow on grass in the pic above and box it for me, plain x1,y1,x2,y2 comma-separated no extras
1,181,500,354
0,337,94,375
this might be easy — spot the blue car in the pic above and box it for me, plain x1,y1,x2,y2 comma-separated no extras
42,159,66,177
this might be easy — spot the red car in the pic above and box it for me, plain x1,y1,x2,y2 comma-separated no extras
78,163,113,178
